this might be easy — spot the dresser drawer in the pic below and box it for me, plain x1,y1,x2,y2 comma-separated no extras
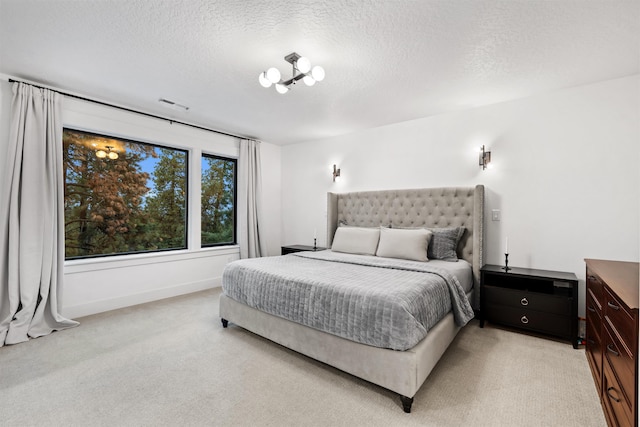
586,268,605,305
602,361,634,427
604,288,636,355
485,304,571,338
586,287,602,317
586,290,602,332
483,286,570,315
603,323,635,409
586,317,603,390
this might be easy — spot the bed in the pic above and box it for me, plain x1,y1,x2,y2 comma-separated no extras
219,185,484,412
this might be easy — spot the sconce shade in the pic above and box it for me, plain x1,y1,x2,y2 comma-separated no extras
479,145,491,170
332,164,341,182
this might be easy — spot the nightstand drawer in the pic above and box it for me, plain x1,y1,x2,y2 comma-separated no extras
484,285,570,315
485,304,571,338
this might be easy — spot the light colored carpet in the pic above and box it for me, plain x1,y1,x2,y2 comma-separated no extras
0,288,605,427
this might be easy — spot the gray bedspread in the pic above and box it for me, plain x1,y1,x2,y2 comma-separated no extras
221,250,474,351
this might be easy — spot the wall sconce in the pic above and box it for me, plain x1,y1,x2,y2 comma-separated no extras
479,145,491,170
259,52,325,94
332,164,341,182
96,145,119,160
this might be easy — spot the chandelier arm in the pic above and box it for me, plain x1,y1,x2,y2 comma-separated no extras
281,73,306,86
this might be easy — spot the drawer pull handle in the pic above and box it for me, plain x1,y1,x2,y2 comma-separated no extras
606,387,621,403
607,301,620,311
520,316,529,324
606,344,619,357
588,275,597,281
520,298,529,306
587,339,595,345
587,306,596,313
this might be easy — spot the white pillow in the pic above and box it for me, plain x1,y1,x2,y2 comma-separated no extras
331,227,380,255
375,227,432,262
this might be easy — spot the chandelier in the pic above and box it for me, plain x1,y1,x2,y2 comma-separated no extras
96,145,119,160
258,52,325,94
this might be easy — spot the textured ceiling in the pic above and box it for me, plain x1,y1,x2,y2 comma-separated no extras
0,0,638,145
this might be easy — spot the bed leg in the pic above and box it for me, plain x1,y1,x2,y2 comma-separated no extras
400,395,413,413
221,318,228,328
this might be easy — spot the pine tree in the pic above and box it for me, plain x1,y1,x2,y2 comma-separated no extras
63,130,154,257
144,148,187,249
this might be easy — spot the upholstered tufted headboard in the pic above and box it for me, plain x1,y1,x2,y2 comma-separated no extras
326,185,484,308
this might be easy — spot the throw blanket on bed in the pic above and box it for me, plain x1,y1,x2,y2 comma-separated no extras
222,250,474,351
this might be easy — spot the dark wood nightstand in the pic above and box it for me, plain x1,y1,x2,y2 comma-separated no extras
479,264,579,348
281,245,327,255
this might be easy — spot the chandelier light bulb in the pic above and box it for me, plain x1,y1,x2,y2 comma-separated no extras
296,56,311,74
266,67,281,83
96,150,107,158
108,151,119,160
258,72,272,88
275,83,289,94
303,75,316,86
311,65,325,82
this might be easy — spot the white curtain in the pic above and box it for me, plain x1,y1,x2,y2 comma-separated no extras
0,82,78,347
237,139,266,258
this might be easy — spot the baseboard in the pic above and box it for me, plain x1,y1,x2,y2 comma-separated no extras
62,277,222,319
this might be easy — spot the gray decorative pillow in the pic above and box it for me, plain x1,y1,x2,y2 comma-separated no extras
427,227,465,261
376,227,432,262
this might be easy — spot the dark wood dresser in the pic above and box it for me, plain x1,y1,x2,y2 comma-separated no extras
585,259,639,427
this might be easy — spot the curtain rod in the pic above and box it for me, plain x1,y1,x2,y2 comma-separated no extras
8,78,249,140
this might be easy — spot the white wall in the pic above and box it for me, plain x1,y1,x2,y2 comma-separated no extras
0,79,282,319
281,75,640,316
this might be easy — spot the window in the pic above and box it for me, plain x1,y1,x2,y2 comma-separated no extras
63,129,188,259
201,154,236,246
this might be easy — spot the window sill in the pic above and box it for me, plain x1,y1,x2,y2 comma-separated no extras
64,245,240,274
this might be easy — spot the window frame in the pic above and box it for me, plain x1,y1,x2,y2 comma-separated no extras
200,152,237,248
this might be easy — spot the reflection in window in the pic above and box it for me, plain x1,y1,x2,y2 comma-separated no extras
63,129,188,259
